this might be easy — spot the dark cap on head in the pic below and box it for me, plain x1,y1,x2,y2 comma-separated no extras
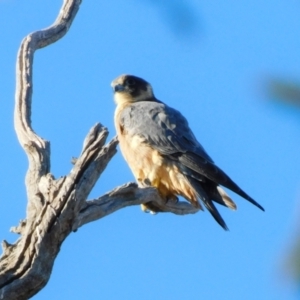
111,74,154,101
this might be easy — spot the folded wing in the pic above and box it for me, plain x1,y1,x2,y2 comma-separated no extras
120,100,264,229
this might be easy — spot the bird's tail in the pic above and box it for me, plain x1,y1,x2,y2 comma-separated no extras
186,177,237,230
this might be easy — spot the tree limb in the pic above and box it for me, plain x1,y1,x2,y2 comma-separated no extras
73,183,199,230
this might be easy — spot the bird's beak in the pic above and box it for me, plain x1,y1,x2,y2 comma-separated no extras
114,84,125,92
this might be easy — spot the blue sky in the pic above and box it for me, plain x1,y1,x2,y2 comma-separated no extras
1,0,300,299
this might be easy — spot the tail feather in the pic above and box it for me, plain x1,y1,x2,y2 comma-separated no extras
178,152,264,211
206,185,237,210
179,164,237,210
187,177,229,230
215,186,237,210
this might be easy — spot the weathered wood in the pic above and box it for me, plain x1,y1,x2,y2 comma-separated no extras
73,183,199,230
0,0,199,299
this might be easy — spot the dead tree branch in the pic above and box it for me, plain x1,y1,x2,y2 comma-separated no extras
73,182,199,230
0,1,199,299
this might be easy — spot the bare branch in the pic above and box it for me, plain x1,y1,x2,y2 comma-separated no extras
73,183,200,230
0,1,85,299
14,0,82,220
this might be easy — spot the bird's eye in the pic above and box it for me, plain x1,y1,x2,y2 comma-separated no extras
127,78,136,86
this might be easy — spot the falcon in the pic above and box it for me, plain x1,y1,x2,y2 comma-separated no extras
112,74,264,230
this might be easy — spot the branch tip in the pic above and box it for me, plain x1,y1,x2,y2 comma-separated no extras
1,240,12,254
10,220,27,235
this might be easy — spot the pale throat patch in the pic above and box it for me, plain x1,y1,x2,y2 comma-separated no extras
114,92,133,106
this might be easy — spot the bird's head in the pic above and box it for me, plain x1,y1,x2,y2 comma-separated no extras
111,74,155,105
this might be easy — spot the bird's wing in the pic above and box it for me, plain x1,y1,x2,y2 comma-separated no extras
120,100,264,212
120,100,214,162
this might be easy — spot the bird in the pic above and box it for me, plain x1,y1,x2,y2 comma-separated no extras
111,74,264,230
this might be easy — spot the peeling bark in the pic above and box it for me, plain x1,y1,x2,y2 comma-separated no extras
0,1,199,299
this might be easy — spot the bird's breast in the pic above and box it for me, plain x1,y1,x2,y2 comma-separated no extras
114,104,198,205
